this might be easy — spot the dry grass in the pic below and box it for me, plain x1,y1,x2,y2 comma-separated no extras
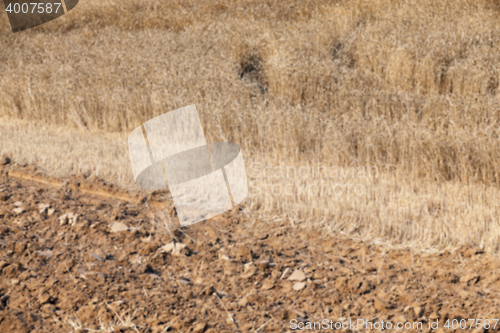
2,0,500,252
65,303,144,332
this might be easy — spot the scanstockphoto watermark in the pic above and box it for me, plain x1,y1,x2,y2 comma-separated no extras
290,318,500,331
250,180,367,198
128,105,248,227
290,318,431,331
248,162,379,198
249,163,379,180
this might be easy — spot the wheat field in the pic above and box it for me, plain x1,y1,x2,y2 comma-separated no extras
2,0,500,252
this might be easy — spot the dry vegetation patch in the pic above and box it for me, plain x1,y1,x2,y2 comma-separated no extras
1,0,500,252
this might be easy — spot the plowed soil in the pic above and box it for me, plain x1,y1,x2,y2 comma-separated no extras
1,161,500,333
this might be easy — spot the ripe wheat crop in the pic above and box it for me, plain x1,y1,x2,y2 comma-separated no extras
2,0,500,252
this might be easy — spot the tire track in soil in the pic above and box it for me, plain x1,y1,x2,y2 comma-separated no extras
0,163,500,332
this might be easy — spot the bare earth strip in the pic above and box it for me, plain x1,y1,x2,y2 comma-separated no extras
1,165,500,333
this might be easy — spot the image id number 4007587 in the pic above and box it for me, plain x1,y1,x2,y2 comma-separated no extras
5,2,61,14
444,319,499,330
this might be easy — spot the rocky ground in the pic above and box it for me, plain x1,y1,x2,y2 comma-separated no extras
1,160,500,332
